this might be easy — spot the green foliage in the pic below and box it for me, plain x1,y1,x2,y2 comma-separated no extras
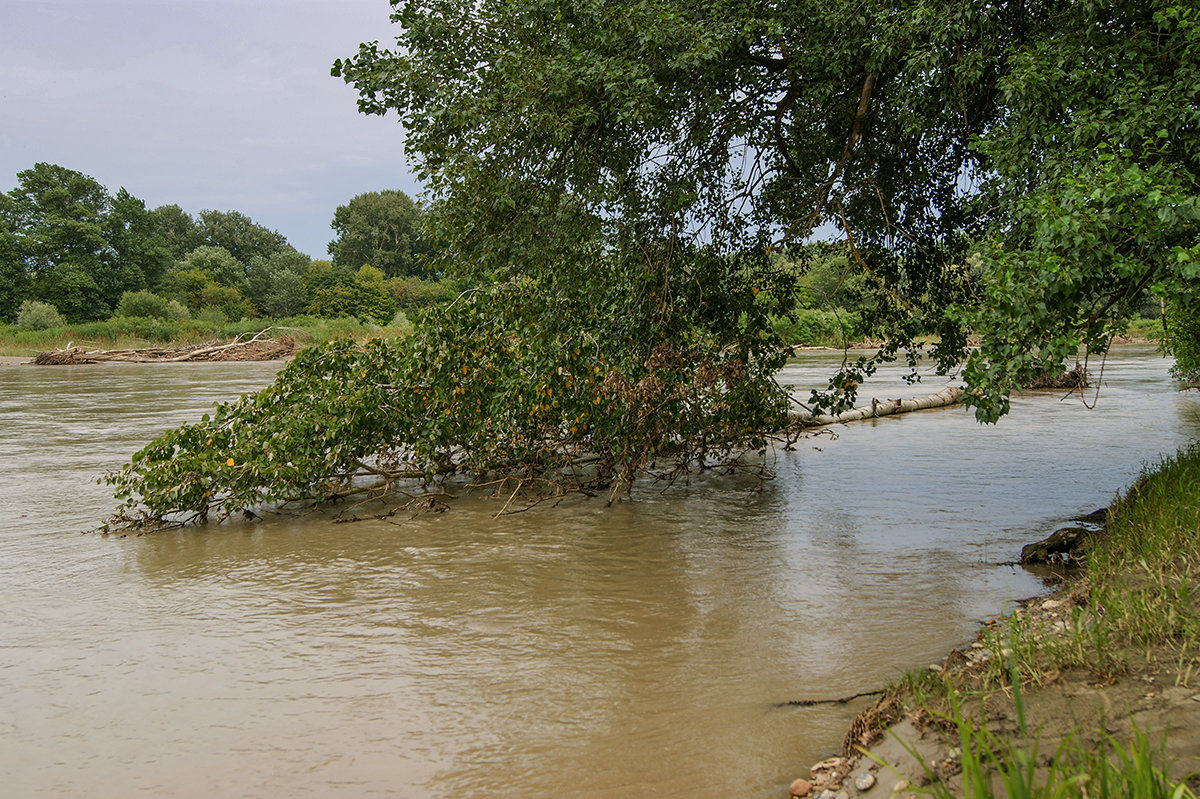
106,270,788,525
165,248,254,319
173,246,247,292
1,164,305,323
771,309,862,348
196,209,290,265
328,190,431,278
1162,299,1200,384
198,284,250,321
152,204,203,259
16,299,65,330
103,0,1200,523
39,261,109,322
106,189,173,293
305,264,398,322
958,0,1200,420
385,275,457,308
331,0,1199,420
115,290,190,320
246,249,313,316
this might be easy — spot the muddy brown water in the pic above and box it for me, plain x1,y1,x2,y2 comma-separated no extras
1,346,1197,798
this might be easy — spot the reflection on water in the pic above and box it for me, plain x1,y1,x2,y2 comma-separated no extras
0,347,1195,797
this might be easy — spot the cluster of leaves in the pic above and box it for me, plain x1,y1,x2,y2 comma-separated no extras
959,0,1200,419
107,264,790,526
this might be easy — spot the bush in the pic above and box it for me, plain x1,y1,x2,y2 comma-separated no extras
386,276,457,308
16,300,66,330
772,309,862,347
115,290,190,320
197,284,251,322
1162,301,1200,384
194,306,229,327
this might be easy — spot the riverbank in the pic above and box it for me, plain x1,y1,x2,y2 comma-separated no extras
0,314,410,358
789,446,1200,798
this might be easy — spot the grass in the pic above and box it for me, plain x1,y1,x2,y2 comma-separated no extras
1125,315,1165,341
965,446,1200,686
0,313,413,356
865,446,1200,796
895,680,1197,799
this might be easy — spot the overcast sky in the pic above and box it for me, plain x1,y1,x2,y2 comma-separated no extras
0,0,421,259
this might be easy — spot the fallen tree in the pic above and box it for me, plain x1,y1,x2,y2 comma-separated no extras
787,386,963,428
103,0,1199,530
103,279,794,529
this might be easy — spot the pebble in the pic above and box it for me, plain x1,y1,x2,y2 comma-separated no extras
1041,599,1064,610
789,777,812,797
855,772,877,791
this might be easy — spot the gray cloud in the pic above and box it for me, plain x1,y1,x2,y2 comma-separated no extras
0,0,420,258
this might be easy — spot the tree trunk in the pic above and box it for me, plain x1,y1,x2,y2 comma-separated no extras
787,386,963,429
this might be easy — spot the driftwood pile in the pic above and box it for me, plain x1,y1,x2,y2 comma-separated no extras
33,330,299,365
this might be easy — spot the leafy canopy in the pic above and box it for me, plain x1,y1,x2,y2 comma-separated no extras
107,0,1199,525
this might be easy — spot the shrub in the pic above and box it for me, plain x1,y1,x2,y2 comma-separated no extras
198,284,252,321
194,306,229,327
772,309,862,347
115,290,183,320
386,276,457,308
16,300,66,330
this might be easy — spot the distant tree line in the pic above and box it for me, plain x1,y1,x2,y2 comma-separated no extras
0,162,454,326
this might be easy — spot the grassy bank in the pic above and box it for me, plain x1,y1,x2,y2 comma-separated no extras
0,313,413,357
800,446,1200,797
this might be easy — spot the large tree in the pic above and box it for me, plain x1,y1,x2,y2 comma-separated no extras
333,0,1198,418
328,189,429,277
196,210,291,265
5,163,117,320
107,0,1199,526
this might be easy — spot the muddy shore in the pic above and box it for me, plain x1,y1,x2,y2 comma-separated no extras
788,536,1200,798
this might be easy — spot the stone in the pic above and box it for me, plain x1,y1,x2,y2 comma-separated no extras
1020,527,1090,564
789,777,812,797
810,756,845,775
855,772,877,791
1041,599,1064,610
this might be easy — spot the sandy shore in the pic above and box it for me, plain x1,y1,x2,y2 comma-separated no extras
0,355,32,366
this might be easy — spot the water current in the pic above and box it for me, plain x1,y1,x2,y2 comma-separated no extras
1,346,1197,798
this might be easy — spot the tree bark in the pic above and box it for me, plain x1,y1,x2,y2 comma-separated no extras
787,385,963,428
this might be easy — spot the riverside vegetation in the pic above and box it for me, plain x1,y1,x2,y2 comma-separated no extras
23,0,1197,792
793,446,1200,798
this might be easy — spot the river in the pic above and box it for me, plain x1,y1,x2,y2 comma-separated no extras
1,345,1196,798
